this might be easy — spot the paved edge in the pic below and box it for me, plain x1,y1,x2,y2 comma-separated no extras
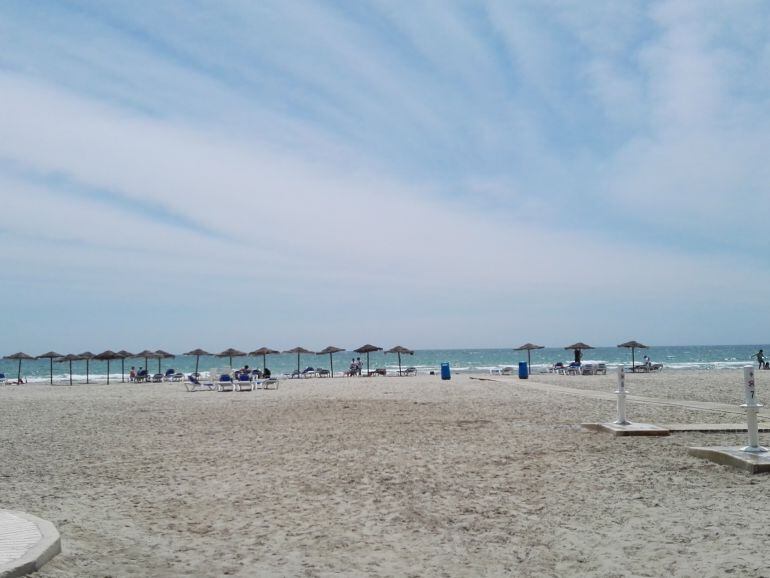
0,511,61,578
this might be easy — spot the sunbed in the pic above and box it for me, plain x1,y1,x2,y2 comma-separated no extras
260,377,279,389
185,374,216,392
234,373,255,392
217,374,235,392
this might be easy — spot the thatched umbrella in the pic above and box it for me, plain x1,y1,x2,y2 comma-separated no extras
155,350,175,374
135,350,160,374
36,351,64,384
95,350,120,384
184,349,212,376
316,346,345,377
284,347,314,375
4,352,34,383
78,352,95,384
57,354,82,386
564,342,593,364
514,343,545,373
217,348,247,369
354,344,383,374
385,346,414,376
116,350,134,383
618,340,648,370
249,347,280,374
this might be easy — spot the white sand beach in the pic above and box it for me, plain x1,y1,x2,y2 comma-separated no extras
2,370,770,577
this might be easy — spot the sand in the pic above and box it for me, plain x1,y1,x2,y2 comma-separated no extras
2,369,770,577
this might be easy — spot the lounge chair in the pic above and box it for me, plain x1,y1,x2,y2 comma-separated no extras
0,373,6,384
185,374,215,392
317,368,331,377
234,373,254,392
216,374,234,392
164,368,176,381
581,363,595,375
367,368,386,376
135,369,149,382
402,367,417,376
500,366,515,376
260,377,279,390
596,363,607,375
151,373,164,382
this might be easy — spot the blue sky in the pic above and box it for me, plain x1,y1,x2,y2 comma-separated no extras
2,0,770,352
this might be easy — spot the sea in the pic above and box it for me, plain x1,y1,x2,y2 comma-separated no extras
1,344,766,383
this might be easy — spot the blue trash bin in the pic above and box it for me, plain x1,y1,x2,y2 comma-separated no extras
518,361,529,379
440,362,451,380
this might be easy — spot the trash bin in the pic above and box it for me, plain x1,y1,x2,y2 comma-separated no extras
518,361,529,379
440,362,451,380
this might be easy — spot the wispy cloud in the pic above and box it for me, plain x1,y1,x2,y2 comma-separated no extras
1,0,770,350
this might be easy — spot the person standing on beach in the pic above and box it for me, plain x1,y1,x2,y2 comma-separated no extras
753,349,765,369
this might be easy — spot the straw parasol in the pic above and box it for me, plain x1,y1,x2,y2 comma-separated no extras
36,351,63,384
564,342,593,364
95,350,120,384
514,343,545,373
354,344,383,374
57,354,82,386
385,345,414,376
78,352,95,384
284,347,314,375
184,348,212,376
617,340,648,370
4,352,34,383
155,350,175,374
249,347,280,374
316,346,345,377
217,348,247,369
116,350,134,383
135,350,160,373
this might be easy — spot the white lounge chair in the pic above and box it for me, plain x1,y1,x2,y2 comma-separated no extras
185,374,216,392
501,366,515,376
260,377,279,390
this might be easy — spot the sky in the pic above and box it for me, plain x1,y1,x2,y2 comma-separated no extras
2,0,770,353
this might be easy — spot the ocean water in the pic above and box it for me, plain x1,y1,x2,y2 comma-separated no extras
0,344,766,384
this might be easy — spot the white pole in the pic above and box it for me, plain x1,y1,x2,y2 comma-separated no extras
741,365,767,453
614,365,630,425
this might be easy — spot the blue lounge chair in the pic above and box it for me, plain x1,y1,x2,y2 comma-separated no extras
234,373,254,392
217,374,234,392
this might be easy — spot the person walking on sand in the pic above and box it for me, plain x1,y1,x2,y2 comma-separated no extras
753,349,766,369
